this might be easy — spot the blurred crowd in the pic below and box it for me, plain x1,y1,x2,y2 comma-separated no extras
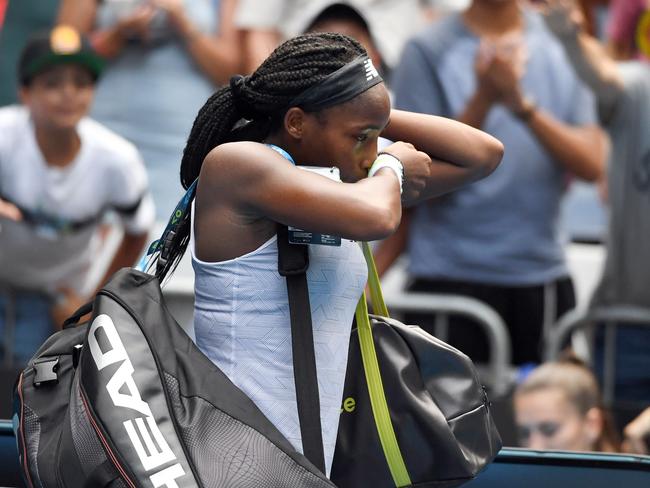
0,0,649,455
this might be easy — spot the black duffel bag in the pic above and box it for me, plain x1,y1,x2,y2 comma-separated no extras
330,243,502,487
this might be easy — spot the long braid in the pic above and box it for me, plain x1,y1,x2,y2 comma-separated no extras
157,33,365,280
180,88,239,189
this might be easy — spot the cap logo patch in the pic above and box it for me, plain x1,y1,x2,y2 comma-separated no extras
50,25,82,55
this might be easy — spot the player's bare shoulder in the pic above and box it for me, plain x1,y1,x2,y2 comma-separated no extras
201,141,293,190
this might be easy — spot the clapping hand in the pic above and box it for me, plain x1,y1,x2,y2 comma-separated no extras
150,0,192,34
475,35,531,114
115,3,157,42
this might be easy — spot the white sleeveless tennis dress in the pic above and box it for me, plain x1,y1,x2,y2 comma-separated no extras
191,215,367,474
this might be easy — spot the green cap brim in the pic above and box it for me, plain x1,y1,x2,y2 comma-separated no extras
25,52,104,82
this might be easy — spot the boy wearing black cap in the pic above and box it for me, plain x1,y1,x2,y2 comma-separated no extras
0,26,155,366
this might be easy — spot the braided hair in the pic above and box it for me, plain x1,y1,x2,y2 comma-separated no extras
156,33,366,280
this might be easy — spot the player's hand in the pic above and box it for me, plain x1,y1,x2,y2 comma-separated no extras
381,141,432,206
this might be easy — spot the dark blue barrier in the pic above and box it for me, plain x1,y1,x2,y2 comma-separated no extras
467,448,650,487
0,419,22,487
1,427,649,487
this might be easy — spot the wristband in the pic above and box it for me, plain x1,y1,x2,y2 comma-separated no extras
368,153,404,194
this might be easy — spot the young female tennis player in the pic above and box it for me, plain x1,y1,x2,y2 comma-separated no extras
157,32,503,474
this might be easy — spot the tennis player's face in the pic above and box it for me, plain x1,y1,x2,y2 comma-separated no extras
303,83,391,183
20,64,94,131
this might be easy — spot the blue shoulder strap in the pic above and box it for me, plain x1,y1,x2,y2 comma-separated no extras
136,179,198,273
266,144,295,164
137,144,292,273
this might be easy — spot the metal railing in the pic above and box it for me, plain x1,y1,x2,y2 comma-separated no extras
544,304,650,406
378,257,514,396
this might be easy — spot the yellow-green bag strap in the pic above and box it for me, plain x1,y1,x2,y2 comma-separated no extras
354,242,411,487
361,242,389,317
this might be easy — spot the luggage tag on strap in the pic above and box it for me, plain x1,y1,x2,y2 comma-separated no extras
288,229,341,246
288,166,341,247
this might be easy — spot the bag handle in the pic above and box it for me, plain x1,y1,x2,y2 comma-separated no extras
62,301,94,329
355,242,411,487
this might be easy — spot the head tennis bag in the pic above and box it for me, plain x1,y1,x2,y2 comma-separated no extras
14,268,335,488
